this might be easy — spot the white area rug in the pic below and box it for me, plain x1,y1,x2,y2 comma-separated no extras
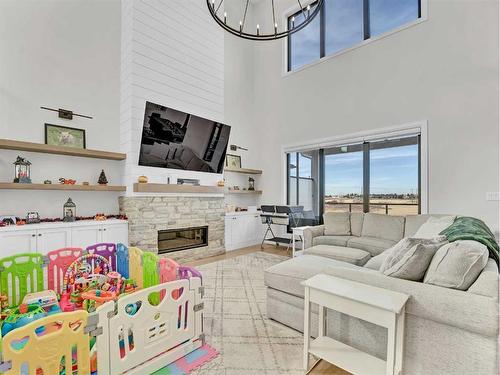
191,252,304,374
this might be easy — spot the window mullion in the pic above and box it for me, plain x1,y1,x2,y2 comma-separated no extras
320,1,325,58
363,142,370,213
363,0,370,40
296,153,300,205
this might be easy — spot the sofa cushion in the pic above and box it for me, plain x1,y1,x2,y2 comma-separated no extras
467,259,499,298
413,216,455,239
264,255,359,298
324,212,351,235
347,236,396,256
350,213,364,237
361,213,405,242
404,214,452,238
380,238,446,281
313,235,354,247
424,240,489,290
304,245,371,266
364,251,389,270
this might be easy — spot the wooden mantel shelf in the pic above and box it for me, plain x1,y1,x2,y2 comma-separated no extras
0,139,126,161
133,183,223,194
0,183,126,192
226,190,263,195
224,167,262,175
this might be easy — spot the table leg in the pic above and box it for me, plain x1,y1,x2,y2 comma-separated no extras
394,307,405,375
386,314,396,375
292,233,296,257
303,287,310,371
318,304,325,338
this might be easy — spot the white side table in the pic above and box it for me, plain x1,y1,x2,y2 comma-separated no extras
302,274,409,375
292,226,309,257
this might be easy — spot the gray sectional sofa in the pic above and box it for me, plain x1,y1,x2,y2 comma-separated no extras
264,213,499,375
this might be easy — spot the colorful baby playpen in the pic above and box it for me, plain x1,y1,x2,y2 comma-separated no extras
0,243,205,375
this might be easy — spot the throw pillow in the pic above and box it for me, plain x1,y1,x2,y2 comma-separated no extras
363,251,388,271
380,237,447,281
413,216,455,239
424,240,488,290
323,212,351,236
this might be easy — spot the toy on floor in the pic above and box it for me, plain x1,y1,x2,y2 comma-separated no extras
63,253,111,294
1,303,46,336
22,290,62,315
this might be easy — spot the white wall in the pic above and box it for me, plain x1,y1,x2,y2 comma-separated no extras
121,0,225,190
250,0,500,234
0,0,122,218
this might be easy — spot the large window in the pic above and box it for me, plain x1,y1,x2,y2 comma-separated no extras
288,0,422,71
287,151,320,225
287,135,421,221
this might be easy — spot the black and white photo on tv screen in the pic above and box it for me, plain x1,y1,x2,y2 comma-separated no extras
138,101,231,174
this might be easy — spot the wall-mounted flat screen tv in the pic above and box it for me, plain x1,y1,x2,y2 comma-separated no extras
138,101,231,174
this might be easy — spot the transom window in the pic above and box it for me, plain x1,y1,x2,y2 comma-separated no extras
288,0,422,71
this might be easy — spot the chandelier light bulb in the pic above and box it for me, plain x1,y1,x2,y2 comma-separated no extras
224,11,227,24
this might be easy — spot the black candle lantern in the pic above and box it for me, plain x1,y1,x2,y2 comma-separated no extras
13,156,32,183
248,177,255,191
63,198,76,222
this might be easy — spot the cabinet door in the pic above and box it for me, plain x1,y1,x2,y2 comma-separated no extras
224,217,235,251
234,216,251,248
36,228,72,255
71,225,101,249
102,223,128,245
0,230,37,257
251,214,263,244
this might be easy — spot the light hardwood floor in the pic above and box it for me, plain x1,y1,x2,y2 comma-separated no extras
186,244,351,375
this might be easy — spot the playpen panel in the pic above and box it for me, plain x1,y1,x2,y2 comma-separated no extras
0,253,44,307
116,243,129,279
107,279,197,375
128,247,143,289
86,243,116,271
47,248,83,295
1,310,90,375
142,252,160,305
158,258,179,300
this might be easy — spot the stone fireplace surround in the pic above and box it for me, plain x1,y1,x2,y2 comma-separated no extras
119,196,224,263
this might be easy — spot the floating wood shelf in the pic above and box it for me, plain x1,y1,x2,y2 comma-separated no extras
226,190,263,195
0,139,126,161
0,183,126,192
224,167,262,175
133,183,223,194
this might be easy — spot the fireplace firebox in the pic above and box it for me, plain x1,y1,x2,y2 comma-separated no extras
158,226,208,254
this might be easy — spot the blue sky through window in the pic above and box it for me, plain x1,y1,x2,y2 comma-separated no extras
325,0,364,55
289,4,320,70
324,145,418,196
369,0,420,37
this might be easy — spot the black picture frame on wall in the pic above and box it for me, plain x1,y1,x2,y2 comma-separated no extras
225,154,241,168
44,123,86,149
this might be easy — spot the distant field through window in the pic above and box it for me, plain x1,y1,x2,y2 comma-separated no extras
287,135,421,224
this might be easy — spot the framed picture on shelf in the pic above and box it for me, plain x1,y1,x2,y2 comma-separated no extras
226,154,241,168
45,123,86,149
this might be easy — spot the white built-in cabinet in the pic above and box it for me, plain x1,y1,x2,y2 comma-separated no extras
225,213,264,251
0,220,128,257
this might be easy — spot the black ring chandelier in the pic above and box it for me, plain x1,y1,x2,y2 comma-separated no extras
207,0,324,41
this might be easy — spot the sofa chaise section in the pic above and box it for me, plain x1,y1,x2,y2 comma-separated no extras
265,255,499,375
